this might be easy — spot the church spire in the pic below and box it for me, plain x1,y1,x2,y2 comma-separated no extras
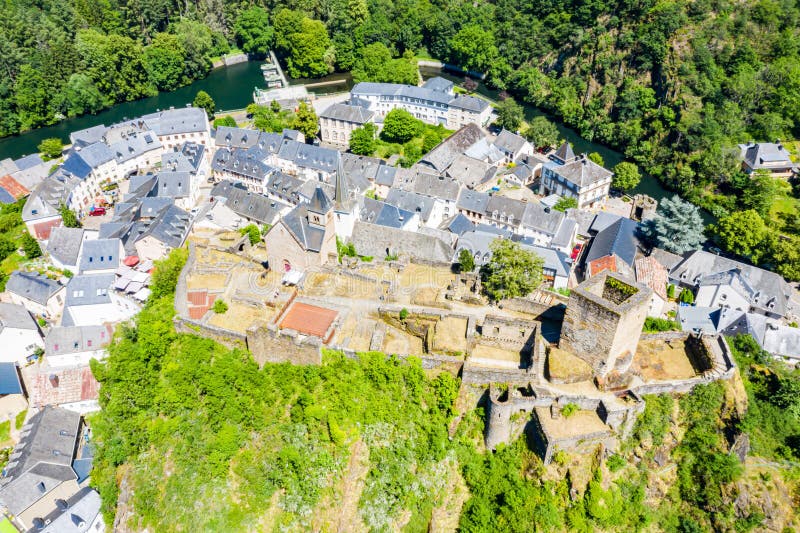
334,152,354,213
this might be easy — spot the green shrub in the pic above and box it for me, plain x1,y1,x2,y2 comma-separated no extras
561,403,579,417
607,454,626,472
679,288,695,304
399,308,409,321
212,299,228,314
643,316,681,332
14,410,27,430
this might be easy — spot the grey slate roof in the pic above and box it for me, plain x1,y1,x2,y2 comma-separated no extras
446,154,497,189
141,107,208,135
213,180,287,225
419,124,485,172
79,239,121,272
463,138,505,164
0,463,77,516
320,103,374,124
405,171,461,201
551,217,577,249
334,152,356,212
74,143,115,170
375,165,398,187
352,82,453,106
0,302,38,331
485,195,526,225
69,125,107,147
212,146,276,182
649,247,684,271
585,218,639,267
214,126,262,149
6,271,63,306
549,155,613,188
588,212,623,234
385,189,436,222
23,173,77,222
521,202,565,236
360,199,415,229
65,274,116,307
738,142,796,172
278,140,339,174
161,142,205,173
155,171,191,199
309,186,333,214
265,171,306,204
494,129,528,156
552,142,576,163
0,362,23,395
341,153,382,188
45,325,111,357
14,154,44,171
1,405,80,484
46,227,85,267
670,250,792,317
351,220,454,263
449,94,490,113
456,189,490,213
35,486,102,533
146,205,192,249
279,204,327,252
108,131,161,164
441,213,475,236
421,77,454,93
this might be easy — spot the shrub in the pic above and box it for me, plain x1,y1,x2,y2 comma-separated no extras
561,403,578,417
212,299,228,314
679,288,695,304
399,308,409,321
666,283,676,299
643,317,681,332
607,454,626,472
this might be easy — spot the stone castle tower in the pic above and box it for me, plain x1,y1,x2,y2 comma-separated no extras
559,271,652,378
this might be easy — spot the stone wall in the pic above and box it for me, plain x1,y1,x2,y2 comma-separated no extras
501,291,568,320
173,317,247,349
246,323,322,366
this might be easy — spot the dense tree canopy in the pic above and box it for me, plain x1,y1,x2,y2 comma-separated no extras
381,109,424,143
612,162,641,191
481,239,543,301
234,7,274,57
349,123,377,155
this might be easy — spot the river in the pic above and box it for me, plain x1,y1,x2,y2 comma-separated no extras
0,61,671,203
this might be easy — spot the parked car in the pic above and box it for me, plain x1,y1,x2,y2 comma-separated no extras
571,244,583,260
89,207,106,216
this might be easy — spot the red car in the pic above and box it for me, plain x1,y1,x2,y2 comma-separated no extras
570,244,582,260
89,207,106,216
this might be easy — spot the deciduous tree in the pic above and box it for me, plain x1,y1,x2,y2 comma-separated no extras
234,7,274,57
380,109,423,143
713,209,767,261
193,91,215,119
38,138,63,161
349,123,377,155
524,116,560,149
290,102,318,140
495,97,524,132
613,162,641,191
481,239,543,301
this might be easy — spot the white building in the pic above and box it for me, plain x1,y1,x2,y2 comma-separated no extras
62,274,138,327
5,271,66,319
44,325,112,367
0,303,44,364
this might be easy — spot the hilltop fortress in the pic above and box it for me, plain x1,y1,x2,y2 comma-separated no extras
175,231,736,464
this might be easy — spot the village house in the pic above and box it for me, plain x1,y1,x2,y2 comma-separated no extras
634,255,669,317
61,274,138,327
5,271,66,319
0,303,43,364
583,217,639,278
493,129,535,164
0,362,26,420
45,227,94,272
22,175,76,240
78,239,124,275
540,143,613,209
737,142,797,178
44,325,113,368
0,406,102,532
319,103,375,147
210,180,289,228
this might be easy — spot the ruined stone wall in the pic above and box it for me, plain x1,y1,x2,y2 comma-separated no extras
462,363,535,385
246,323,322,366
173,317,247,349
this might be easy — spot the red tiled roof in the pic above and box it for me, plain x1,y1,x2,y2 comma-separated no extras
635,255,669,300
0,175,29,199
22,366,99,407
588,255,618,277
188,306,209,320
187,290,208,306
32,218,62,240
280,302,338,338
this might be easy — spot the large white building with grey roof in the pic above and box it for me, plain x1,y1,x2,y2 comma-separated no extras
350,77,491,129
62,274,138,327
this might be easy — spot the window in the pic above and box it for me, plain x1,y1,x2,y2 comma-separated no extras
87,340,92,347
108,255,113,261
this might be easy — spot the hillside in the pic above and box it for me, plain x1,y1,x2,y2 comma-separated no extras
88,250,800,532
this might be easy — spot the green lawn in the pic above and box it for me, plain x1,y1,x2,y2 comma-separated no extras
14,410,27,430
0,517,18,533
0,421,10,444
